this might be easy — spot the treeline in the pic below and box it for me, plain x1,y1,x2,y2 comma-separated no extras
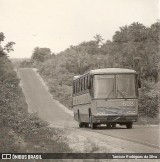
20,22,160,119
0,33,71,153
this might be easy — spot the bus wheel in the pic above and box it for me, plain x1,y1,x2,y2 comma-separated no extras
78,110,83,128
107,124,112,129
89,116,96,129
84,123,89,128
79,123,83,128
112,123,116,128
78,119,83,128
126,123,133,129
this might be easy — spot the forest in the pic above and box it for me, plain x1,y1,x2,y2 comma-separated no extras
20,22,160,121
0,33,71,153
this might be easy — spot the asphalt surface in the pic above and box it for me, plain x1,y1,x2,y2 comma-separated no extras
18,68,76,127
87,125,160,149
18,68,160,151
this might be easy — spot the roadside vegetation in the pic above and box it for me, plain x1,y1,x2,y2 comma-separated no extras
0,32,71,153
19,21,160,123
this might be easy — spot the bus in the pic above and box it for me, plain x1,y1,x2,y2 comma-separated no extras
72,68,141,129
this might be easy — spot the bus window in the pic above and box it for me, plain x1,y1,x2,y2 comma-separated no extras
83,77,85,91
76,80,78,94
87,75,90,89
116,74,136,98
86,76,88,89
74,81,76,94
81,78,83,91
85,76,87,90
94,75,115,99
75,81,76,94
84,78,85,90
73,81,75,94
78,79,81,93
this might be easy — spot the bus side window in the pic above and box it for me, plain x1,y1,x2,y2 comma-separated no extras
74,81,76,94
90,76,93,88
83,77,85,91
84,76,87,90
76,80,78,94
87,75,92,89
78,79,80,93
87,75,89,89
77,80,78,93
81,78,83,92
75,81,76,94
82,77,85,91
73,81,75,94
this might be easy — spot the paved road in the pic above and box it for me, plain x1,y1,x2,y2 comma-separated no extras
87,125,159,149
18,68,76,127
18,68,160,152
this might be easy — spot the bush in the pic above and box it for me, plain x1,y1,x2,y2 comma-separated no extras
0,55,71,153
138,81,158,118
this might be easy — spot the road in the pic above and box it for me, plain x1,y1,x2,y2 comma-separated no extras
18,68,76,127
18,68,160,152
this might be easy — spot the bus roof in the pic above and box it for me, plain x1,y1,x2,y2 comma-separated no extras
73,68,136,80
90,68,136,75
73,75,81,80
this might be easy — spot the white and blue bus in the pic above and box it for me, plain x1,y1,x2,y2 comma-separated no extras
72,68,141,129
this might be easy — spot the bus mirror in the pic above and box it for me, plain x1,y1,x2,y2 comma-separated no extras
138,79,141,88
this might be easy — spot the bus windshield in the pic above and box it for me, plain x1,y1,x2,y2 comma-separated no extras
116,74,136,98
94,74,136,99
94,75,115,99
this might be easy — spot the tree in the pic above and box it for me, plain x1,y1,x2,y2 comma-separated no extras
0,32,5,42
31,47,51,63
19,60,33,68
0,32,15,56
65,46,90,74
93,34,104,47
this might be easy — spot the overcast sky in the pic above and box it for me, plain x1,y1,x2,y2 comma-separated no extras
0,0,159,58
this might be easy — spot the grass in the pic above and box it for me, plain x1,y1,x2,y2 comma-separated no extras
135,116,160,125
84,138,100,153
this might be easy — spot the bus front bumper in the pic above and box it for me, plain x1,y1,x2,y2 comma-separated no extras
92,115,138,124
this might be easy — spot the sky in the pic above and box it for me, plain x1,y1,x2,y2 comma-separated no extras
0,0,159,58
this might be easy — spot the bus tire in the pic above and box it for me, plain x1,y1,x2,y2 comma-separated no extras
84,123,89,128
89,115,96,129
112,123,116,128
107,123,112,129
126,122,133,129
78,110,83,128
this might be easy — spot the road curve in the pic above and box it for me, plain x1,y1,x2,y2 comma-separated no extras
18,68,160,152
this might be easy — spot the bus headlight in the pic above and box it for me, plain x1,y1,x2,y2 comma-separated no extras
126,110,136,114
